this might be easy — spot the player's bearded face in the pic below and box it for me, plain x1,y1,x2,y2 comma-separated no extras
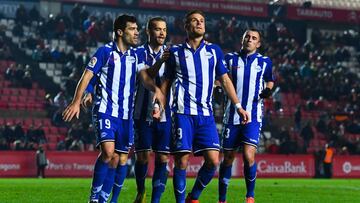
123,22,139,46
149,21,167,46
186,14,205,37
242,31,261,53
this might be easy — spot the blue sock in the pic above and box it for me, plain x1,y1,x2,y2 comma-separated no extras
135,162,148,193
151,162,168,203
110,164,128,203
244,162,257,198
89,158,109,201
218,163,232,202
99,167,116,203
173,167,186,203
190,165,216,200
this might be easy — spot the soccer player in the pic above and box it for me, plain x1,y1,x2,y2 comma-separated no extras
62,14,165,203
132,17,171,203
218,28,274,203
161,10,249,203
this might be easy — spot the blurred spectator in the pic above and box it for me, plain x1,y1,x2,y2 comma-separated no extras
36,146,47,178
294,105,302,132
29,5,40,22
300,121,314,153
15,4,28,25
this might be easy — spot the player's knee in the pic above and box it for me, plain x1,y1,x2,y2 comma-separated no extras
156,153,169,163
174,154,189,169
101,149,115,162
205,158,219,168
136,152,149,164
109,155,119,168
118,153,128,165
223,151,236,165
243,153,255,166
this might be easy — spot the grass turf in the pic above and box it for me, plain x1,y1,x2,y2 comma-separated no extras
0,178,359,202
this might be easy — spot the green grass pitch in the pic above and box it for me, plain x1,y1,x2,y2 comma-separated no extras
0,178,359,202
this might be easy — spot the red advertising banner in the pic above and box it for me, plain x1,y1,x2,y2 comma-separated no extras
0,151,97,177
138,0,268,17
287,6,360,24
149,154,315,178
333,156,360,178
3,152,360,178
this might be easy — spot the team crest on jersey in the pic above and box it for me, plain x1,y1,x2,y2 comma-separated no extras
88,57,97,68
255,65,262,72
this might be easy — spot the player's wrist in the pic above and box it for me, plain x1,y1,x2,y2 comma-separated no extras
235,103,242,110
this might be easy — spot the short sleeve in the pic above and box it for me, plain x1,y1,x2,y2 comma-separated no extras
136,49,146,72
86,47,107,74
263,58,274,82
214,45,228,79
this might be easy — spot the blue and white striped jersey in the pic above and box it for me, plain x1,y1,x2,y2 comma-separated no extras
86,41,146,120
165,40,228,116
133,43,171,122
223,50,274,125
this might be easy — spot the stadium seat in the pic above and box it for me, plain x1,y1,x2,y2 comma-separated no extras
0,101,7,109
47,143,57,151
0,118,5,125
19,88,28,96
49,127,58,134
2,88,11,95
24,118,33,127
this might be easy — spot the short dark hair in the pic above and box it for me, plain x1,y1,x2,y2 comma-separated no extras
147,17,166,30
184,10,205,25
245,28,262,42
113,14,137,38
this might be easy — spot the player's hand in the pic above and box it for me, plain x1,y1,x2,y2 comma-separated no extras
259,87,272,99
81,92,93,110
152,102,161,121
62,102,81,122
237,107,250,125
160,48,170,62
153,87,166,111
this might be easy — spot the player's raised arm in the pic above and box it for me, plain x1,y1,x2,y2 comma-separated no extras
62,69,93,122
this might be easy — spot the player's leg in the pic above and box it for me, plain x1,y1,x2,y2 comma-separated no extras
109,153,129,203
218,124,241,203
108,119,133,203
99,153,119,203
187,115,220,201
89,141,115,202
133,120,153,202
218,150,236,203
174,152,190,203
188,150,219,202
243,144,256,203
134,151,150,203
171,114,193,203
151,153,169,203
241,122,261,202
151,120,171,203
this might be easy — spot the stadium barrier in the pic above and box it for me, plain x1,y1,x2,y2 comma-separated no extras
0,151,359,178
